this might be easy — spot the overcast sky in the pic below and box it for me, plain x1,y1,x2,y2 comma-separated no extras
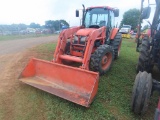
0,0,156,26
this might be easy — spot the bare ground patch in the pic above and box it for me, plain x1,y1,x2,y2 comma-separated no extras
0,42,55,120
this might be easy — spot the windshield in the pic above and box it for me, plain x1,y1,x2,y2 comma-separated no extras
84,8,109,28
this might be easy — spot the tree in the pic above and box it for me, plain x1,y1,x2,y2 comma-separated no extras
29,23,40,28
18,24,27,30
120,8,140,31
45,20,55,33
60,19,69,27
0,23,28,35
45,19,69,32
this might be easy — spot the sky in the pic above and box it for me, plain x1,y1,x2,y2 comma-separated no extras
0,0,156,26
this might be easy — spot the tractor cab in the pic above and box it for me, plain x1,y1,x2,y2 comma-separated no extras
76,6,119,33
75,6,119,44
84,7,117,29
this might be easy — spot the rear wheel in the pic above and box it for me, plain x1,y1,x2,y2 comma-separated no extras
137,37,153,72
110,32,122,59
90,44,114,75
131,71,152,114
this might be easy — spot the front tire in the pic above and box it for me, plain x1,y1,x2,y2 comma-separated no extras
90,44,114,75
131,71,152,114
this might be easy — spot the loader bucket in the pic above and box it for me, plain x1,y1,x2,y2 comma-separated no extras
19,58,99,107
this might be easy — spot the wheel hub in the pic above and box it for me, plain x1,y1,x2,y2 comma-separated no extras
101,53,112,70
102,56,108,65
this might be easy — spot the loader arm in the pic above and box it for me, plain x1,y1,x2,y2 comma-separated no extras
53,26,106,70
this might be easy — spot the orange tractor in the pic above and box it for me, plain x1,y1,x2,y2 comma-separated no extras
19,5,122,107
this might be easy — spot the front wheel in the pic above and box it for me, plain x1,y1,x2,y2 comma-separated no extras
90,44,114,75
131,71,152,114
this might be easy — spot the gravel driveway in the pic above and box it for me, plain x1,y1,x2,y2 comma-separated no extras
0,35,58,55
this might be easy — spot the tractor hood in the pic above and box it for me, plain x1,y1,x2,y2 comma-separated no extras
76,28,96,36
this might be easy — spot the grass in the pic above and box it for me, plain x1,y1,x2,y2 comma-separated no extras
0,34,55,41
1,39,158,120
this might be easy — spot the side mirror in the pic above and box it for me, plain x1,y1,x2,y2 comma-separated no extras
114,9,119,17
76,10,79,17
141,7,151,19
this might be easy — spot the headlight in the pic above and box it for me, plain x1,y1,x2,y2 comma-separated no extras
74,36,87,43
80,36,87,42
74,36,78,41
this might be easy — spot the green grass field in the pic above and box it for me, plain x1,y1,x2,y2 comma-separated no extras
0,34,54,41
1,39,158,120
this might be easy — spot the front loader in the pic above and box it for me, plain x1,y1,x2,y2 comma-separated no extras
19,5,122,107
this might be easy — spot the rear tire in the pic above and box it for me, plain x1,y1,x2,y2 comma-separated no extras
136,37,152,73
131,71,152,114
90,44,114,75
110,32,122,59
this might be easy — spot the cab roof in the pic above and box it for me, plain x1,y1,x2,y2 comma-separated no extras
86,6,115,11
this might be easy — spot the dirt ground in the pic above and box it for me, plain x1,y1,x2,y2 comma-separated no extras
0,36,57,55
0,35,58,120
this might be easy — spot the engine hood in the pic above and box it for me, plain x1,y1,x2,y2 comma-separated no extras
76,28,96,36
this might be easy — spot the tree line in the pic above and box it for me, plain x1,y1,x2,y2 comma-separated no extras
0,19,69,34
0,9,148,35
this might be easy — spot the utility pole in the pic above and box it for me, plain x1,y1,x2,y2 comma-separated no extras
136,0,144,51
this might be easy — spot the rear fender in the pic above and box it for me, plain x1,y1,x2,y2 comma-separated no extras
109,28,119,40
